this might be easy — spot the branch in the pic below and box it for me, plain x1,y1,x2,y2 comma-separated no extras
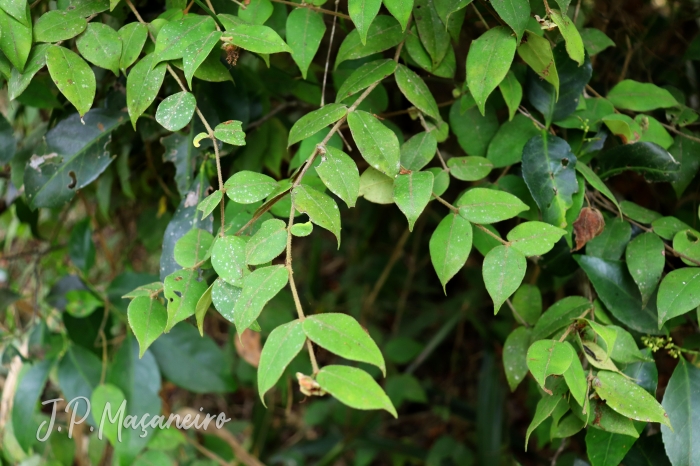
431,193,509,245
269,0,351,19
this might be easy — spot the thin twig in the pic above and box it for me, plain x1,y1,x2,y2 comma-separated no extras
320,0,340,107
269,0,351,19
418,114,448,170
661,123,700,143
471,3,490,29
518,106,546,130
247,101,297,130
432,193,510,245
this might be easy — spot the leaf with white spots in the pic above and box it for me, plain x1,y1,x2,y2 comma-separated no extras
348,110,401,178
594,370,671,427
211,235,247,287
292,185,341,247
34,10,87,43
246,219,288,266
456,188,529,224
224,171,277,204
153,15,216,65
118,22,148,72
196,189,223,220
233,265,289,334
315,146,360,208
183,30,221,88
156,91,196,132
394,64,440,120
507,221,567,256
286,8,326,79
526,339,574,390
348,0,382,45
626,232,664,308
503,326,531,392
429,213,473,290
126,53,167,128
220,23,291,54
288,104,348,147
335,59,396,102
173,228,214,268
483,245,526,313
447,156,493,181
316,365,397,417
214,120,246,146
393,170,433,231
75,23,121,75
46,45,96,117
657,268,700,329
258,320,306,405
164,269,208,331
211,277,242,324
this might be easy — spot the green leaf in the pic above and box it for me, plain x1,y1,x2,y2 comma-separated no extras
486,114,541,168
652,216,691,240
585,429,638,466
34,10,87,43
503,326,531,391
522,133,579,228
429,212,473,290
238,0,273,24
414,0,450,68
127,296,167,358
576,163,621,214
0,0,29,25
597,142,680,182
122,282,163,299
66,0,109,17
258,320,306,404
638,115,673,149
224,171,277,203
428,167,450,196
382,0,413,31
449,101,499,157
286,8,325,79
572,397,639,437
525,379,568,449
602,113,640,143
626,232,664,307
563,345,587,405
25,109,127,209
214,120,246,146
507,221,566,256
385,373,427,407
586,218,632,261
183,30,221,88
315,365,397,417
0,5,31,72
532,295,591,340
456,187,529,224
550,10,584,65
447,156,493,181
197,189,223,220
670,132,700,197
164,269,208,331
512,284,542,325
575,255,664,334
290,221,313,237
155,91,196,132
75,22,121,76
153,15,216,65
336,59,397,102
606,79,678,112
580,28,615,56
347,110,401,178
517,31,559,93
211,277,241,323
348,0,382,45
400,131,437,171
316,145,360,208
46,45,95,117
661,358,700,465
490,0,529,41
90,384,126,446
7,43,50,101
594,370,671,427
335,16,403,68
151,323,235,393
610,326,652,364
359,166,394,204
211,235,247,286
57,346,101,425
195,281,213,335
673,229,700,266
555,97,616,131
499,70,523,121
526,339,574,390
620,201,661,225
292,184,341,245
394,64,440,119
303,313,385,375
657,268,700,328
221,23,291,54
483,245,526,313
173,228,214,268
12,359,53,452
393,170,433,231
466,26,517,115
288,104,348,146
118,22,148,72
127,54,167,128
233,265,289,334
527,41,592,125
246,218,287,265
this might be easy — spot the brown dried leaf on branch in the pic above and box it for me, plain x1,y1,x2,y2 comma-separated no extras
235,329,261,367
572,207,605,251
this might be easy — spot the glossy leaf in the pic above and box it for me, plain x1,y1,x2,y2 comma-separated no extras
486,114,541,167
348,0,382,45
661,358,700,466
127,296,167,358
225,171,277,204
526,339,574,390
383,0,413,31
525,379,568,449
292,184,341,246
288,104,348,146
127,54,167,128
507,221,567,256
153,15,216,64
233,265,289,334
75,22,121,75
316,365,397,417
118,22,148,72
195,281,213,335
563,347,587,406
316,145,360,208
466,26,517,115
336,59,397,102
155,91,196,132
594,370,671,427
400,131,437,171
183,30,221,88
657,268,700,328
447,156,493,181
456,188,529,224
34,10,87,43
550,10,584,65
348,110,401,178
503,326,531,391
393,170,433,231
303,313,385,374
395,64,440,119
246,219,287,265
335,16,403,68
597,142,680,183
586,429,638,466
626,232,665,307
490,0,529,41
46,45,96,117
429,213,473,290
359,166,394,204
211,277,241,323
258,320,306,404
238,0,273,24
483,245,526,313
286,8,326,79
522,133,579,228
0,0,29,25
586,217,632,261
221,23,291,54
